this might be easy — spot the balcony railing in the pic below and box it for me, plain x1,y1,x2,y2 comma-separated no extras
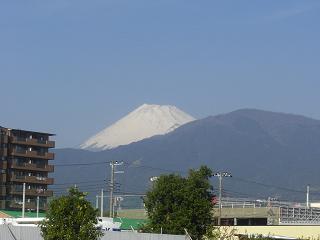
9,162,54,172
9,201,48,210
10,137,55,148
10,149,54,160
10,175,54,185
9,188,53,197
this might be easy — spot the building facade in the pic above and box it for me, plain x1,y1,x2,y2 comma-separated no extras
0,127,54,210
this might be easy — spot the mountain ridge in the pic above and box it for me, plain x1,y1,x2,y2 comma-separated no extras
53,108,320,202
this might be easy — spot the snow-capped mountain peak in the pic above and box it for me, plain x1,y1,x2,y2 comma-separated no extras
80,104,195,150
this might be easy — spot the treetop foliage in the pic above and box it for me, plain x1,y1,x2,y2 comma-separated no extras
40,187,103,240
142,165,214,239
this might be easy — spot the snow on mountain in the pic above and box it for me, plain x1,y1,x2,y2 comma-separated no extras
80,104,195,150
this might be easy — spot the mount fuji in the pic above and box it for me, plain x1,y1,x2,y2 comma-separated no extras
55,108,320,202
80,104,195,150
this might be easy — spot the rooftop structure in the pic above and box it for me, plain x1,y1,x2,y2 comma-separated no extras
0,126,55,211
214,197,320,226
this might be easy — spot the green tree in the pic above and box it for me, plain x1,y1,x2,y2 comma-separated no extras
40,187,103,240
142,166,214,239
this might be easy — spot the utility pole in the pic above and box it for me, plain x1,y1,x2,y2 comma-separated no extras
109,161,123,218
22,183,26,218
113,196,116,217
100,189,104,218
213,172,232,226
109,161,114,218
306,185,310,209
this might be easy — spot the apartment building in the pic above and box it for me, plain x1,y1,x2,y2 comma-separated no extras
0,126,54,210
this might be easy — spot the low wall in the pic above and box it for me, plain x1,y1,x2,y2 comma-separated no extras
0,225,186,240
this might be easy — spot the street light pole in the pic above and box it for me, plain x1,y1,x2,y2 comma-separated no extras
96,195,99,209
306,185,310,209
218,174,222,225
213,172,232,226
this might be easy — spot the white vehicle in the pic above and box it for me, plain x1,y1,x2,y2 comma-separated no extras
96,217,121,231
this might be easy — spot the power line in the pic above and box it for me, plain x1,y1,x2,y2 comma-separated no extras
55,160,111,167
231,176,306,194
50,183,107,191
124,163,187,174
53,179,106,186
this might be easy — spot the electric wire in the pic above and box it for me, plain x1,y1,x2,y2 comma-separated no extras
3,159,320,202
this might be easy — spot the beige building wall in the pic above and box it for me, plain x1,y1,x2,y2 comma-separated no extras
310,203,320,208
233,225,320,239
214,207,280,225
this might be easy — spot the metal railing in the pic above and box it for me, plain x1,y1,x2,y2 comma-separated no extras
9,188,53,197
213,197,308,209
10,175,54,185
10,162,54,172
10,136,55,148
10,149,54,160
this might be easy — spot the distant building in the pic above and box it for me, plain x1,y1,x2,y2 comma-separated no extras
214,197,320,226
0,127,54,210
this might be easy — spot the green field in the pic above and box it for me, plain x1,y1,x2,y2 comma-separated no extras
117,209,147,219
0,210,46,218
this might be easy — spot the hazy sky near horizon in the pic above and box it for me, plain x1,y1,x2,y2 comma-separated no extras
1,0,320,148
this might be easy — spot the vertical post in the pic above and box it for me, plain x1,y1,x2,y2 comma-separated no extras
36,196,39,218
109,161,123,218
109,161,115,218
100,189,104,217
213,171,232,226
96,195,99,209
218,174,222,226
22,183,26,218
307,185,310,209
113,196,116,218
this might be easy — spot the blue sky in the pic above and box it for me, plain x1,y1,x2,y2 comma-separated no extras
1,0,320,148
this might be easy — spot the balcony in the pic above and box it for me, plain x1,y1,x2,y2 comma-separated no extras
9,162,54,172
9,188,53,197
10,175,54,185
9,201,48,210
0,174,6,182
10,136,55,148
0,135,8,144
9,149,54,160
0,186,6,196
0,148,8,156
0,161,7,169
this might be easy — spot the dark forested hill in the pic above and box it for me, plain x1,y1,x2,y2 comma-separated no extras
53,109,320,203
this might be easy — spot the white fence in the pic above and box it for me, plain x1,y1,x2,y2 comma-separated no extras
0,225,186,240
